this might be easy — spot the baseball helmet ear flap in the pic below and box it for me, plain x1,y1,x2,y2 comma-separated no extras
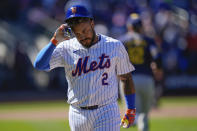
65,5,93,22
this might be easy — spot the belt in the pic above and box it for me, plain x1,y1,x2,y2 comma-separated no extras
80,105,98,110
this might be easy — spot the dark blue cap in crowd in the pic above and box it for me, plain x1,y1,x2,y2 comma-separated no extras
65,5,93,22
126,13,142,27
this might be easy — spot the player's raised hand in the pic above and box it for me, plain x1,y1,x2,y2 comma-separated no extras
51,24,71,46
120,108,136,128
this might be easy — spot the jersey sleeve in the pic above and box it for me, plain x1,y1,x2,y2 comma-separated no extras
49,42,65,70
116,42,135,75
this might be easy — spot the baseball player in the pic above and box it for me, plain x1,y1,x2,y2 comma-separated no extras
119,13,163,131
34,5,136,131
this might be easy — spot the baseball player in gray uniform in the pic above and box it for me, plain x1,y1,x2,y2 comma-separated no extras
34,5,136,131
119,13,163,131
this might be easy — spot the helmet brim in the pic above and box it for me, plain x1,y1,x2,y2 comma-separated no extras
64,15,93,23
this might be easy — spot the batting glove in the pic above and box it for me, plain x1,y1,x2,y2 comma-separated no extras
120,108,136,128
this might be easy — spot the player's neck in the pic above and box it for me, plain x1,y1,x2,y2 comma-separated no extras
88,34,99,48
92,34,99,44
83,33,100,49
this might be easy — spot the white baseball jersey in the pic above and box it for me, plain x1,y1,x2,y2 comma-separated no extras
49,34,135,107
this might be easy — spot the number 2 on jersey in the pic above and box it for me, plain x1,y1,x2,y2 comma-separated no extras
102,73,108,85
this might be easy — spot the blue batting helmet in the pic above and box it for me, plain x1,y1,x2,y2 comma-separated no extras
65,5,93,22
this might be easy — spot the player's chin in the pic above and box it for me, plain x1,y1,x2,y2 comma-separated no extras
81,40,92,47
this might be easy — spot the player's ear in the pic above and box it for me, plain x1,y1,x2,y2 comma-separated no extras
90,19,94,28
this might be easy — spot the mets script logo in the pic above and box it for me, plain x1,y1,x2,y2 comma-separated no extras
72,54,110,77
71,7,77,14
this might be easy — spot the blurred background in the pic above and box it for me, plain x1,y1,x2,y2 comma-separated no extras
0,0,197,131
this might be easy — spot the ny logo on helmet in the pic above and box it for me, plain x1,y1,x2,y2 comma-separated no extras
71,7,77,14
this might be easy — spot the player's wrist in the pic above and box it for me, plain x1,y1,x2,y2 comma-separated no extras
125,94,135,109
50,36,58,46
126,108,136,114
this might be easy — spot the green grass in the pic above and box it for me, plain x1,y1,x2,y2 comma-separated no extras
0,120,69,131
159,96,197,107
0,118,197,131
121,118,197,131
0,100,68,112
149,118,197,131
0,96,197,131
0,96,196,111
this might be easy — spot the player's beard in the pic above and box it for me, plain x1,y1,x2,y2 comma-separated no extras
80,27,96,48
89,28,96,46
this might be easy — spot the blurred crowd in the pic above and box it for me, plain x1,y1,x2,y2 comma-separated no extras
0,0,197,92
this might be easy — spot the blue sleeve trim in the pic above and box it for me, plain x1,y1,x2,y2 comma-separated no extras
125,94,135,109
34,42,56,70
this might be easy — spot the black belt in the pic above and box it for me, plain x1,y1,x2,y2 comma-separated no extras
80,105,98,110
